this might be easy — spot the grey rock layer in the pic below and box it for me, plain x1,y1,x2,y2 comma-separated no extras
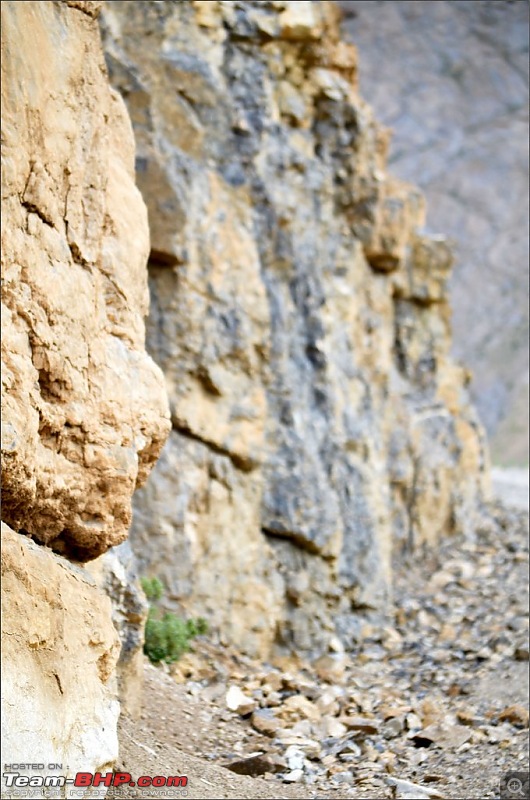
100,0,491,658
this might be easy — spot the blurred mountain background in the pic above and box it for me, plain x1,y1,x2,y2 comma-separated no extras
340,0,529,466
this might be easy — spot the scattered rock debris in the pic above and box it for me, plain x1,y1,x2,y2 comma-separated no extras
109,503,528,799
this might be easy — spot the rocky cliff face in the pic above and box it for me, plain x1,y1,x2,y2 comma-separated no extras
0,0,501,790
339,0,529,466
1,0,170,563
100,0,490,659
1,0,170,790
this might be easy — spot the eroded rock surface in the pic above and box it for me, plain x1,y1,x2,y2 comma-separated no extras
86,540,149,718
1,523,121,798
1,0,170,562
100,0,490,658
1,0,171,791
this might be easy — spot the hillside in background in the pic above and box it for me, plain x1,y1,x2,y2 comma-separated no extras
340,0,529,466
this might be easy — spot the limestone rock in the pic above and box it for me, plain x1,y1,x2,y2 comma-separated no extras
86,541,148,718
226,685,257,715
100,0,490,657
387,776,445,800
130,432,285,658
363,178,426,272
1,522,120,797
1,0,170,561
279,1,324,41
65,0,103,16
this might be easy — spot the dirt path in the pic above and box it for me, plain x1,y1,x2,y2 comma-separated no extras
109,501,529,800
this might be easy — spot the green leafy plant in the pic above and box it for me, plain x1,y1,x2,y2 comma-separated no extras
140,575,164,602
141,576,207,664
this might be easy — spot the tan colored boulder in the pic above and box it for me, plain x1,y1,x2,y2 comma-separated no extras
1,523,120,797
1,0,170,561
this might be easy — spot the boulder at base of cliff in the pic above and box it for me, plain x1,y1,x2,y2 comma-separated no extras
1,522,121,799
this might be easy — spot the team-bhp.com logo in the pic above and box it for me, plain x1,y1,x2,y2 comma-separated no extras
3,769,188,790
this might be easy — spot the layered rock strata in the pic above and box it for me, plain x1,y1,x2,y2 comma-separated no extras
86,541,149,719
100,0,490,659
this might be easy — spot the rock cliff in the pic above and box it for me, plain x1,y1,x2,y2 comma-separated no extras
1,0,170,563
100,0,490,659
340,0,529,466
1,0,170,791
1,2,501,790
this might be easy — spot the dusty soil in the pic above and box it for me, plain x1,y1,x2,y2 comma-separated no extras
108,499,529,800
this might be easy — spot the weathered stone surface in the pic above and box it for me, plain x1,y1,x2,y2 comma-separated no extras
1,522,120,797
101,0,490,657
65,0,103,17
340,0,529,466
1,0,170,561
130,432,284,658
86,541,148,718
105,498,530,800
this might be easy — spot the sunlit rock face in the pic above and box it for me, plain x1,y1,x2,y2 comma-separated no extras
100,0,490,658
1,521,121,798
1,1,171,787
1,0,170,562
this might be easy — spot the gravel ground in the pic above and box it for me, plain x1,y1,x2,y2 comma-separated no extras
109,499,529,800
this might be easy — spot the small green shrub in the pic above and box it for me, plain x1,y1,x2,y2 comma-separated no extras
141,576,208,665
141,575,164,602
